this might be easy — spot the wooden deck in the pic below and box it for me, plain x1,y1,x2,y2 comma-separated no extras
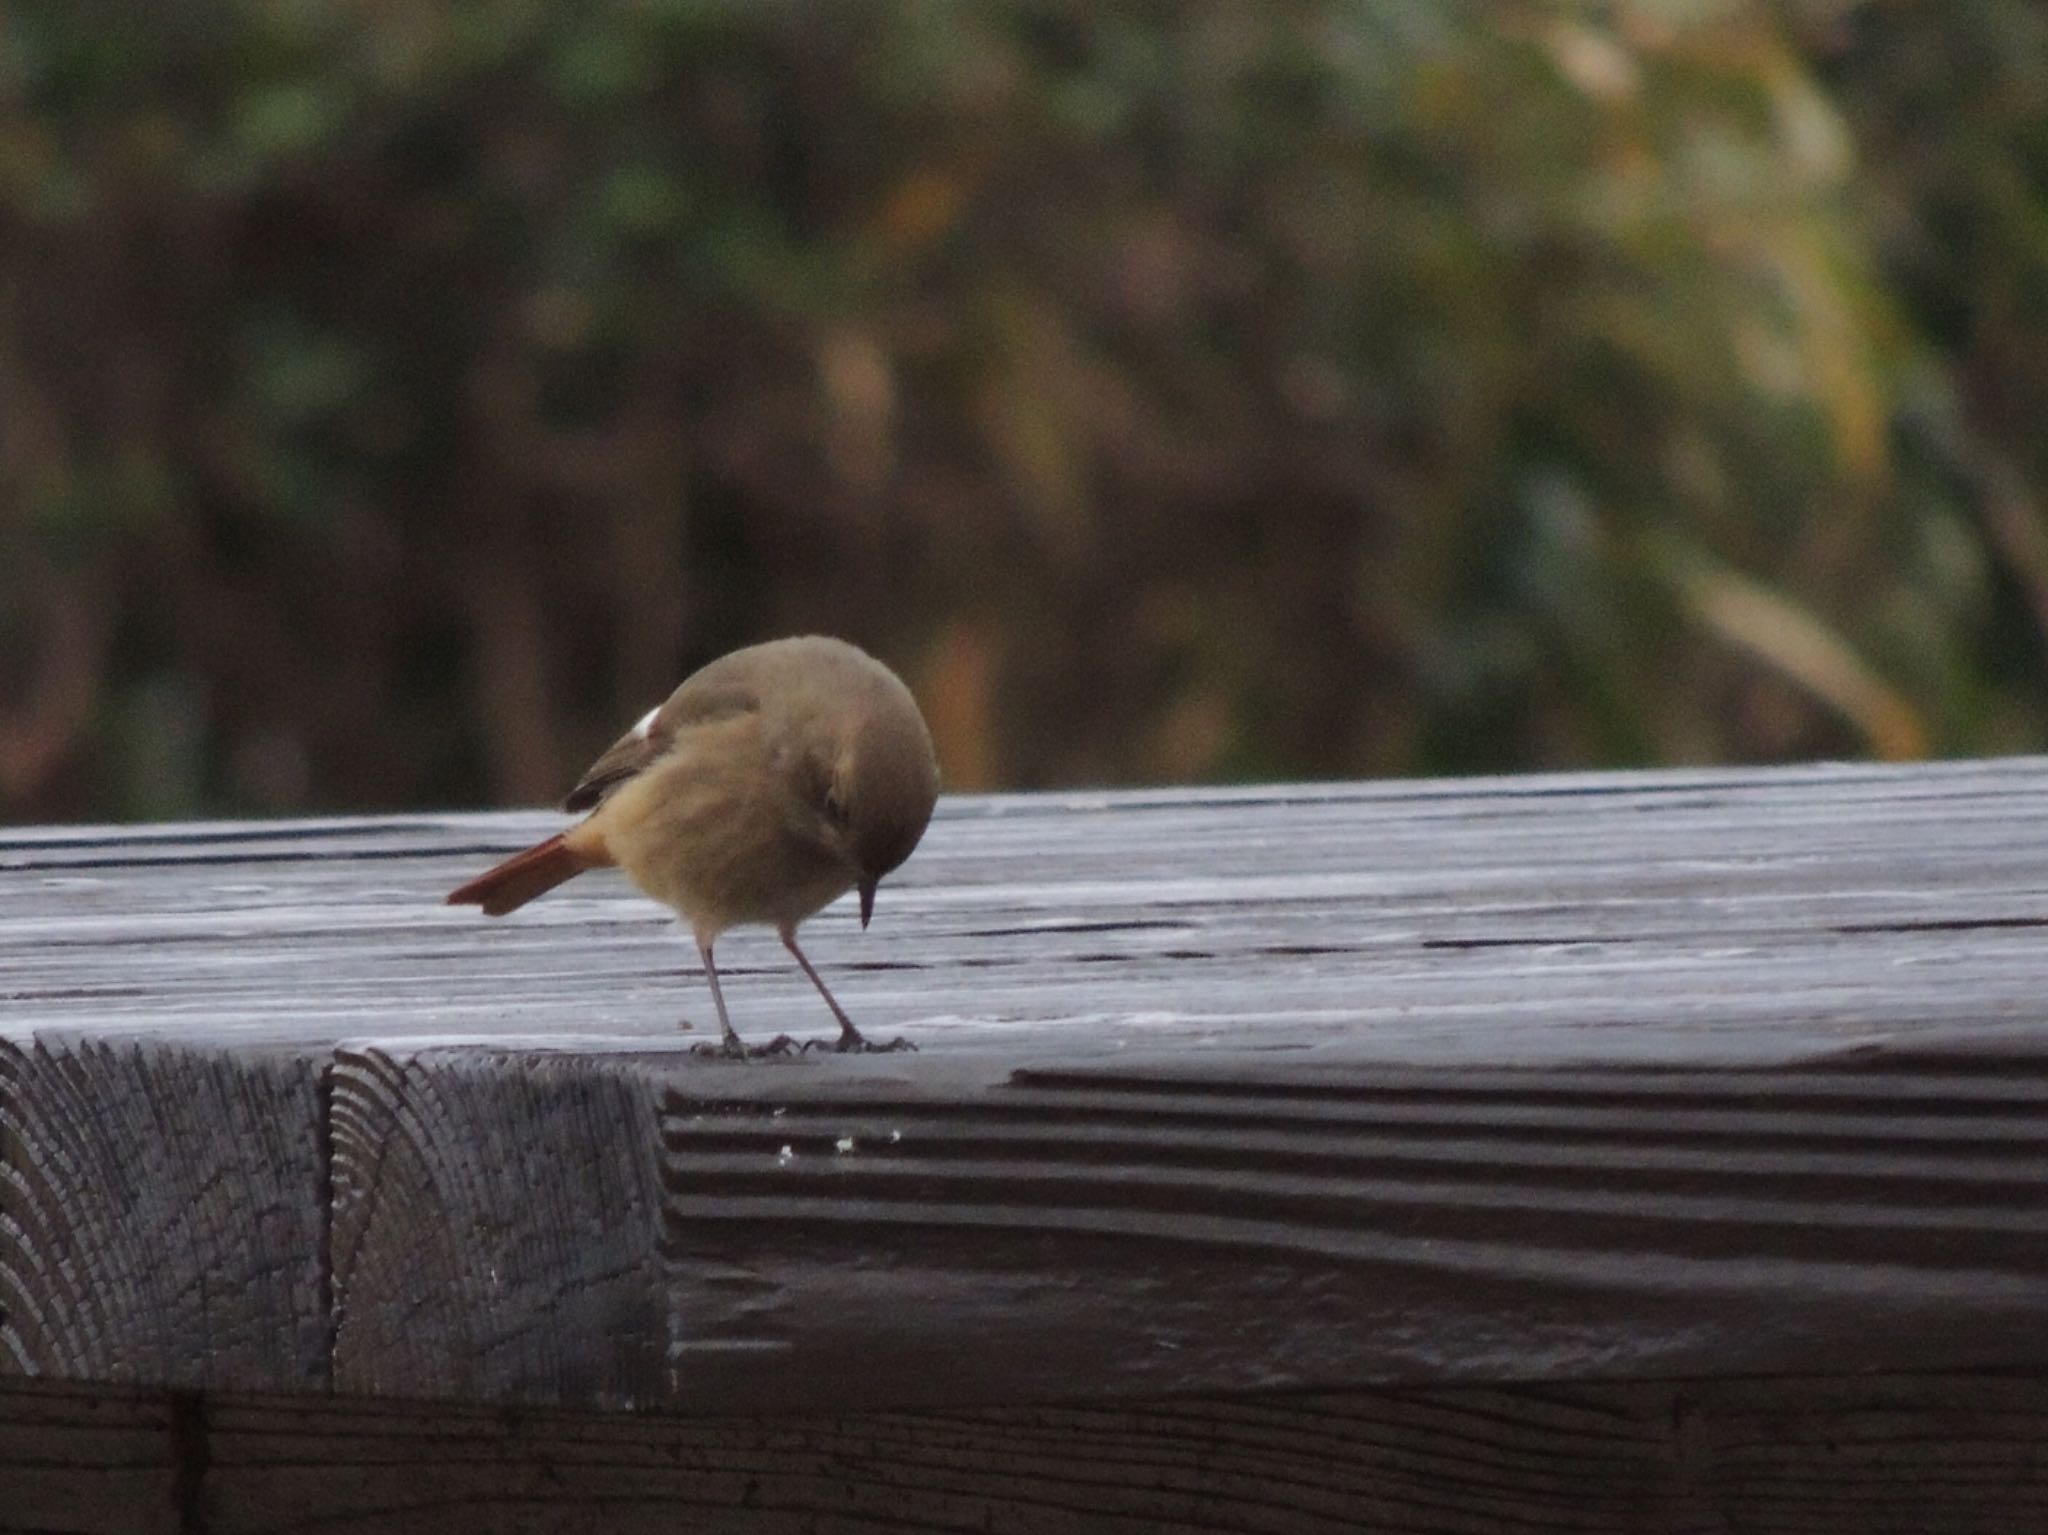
4,758,2047,1528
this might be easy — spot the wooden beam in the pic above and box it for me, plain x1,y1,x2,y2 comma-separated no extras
320,1045,2048,1411
327,1043,666,1403
3,1374,2043,1534
0,1036,325,1391
2,759,2047,1409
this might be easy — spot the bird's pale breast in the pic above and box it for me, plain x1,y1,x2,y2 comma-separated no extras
593,712,852,937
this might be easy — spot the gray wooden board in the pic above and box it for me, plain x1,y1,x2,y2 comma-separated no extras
3,1373,2045,1535
0,759,2046,1407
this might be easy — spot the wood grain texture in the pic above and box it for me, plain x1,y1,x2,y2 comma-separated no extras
3,759,2048,1408
1,1374,2043,1535
0,1036,325,1390
0,1381,180,1535
643,1058,2048,1413
9,757,2048,1063
327,1044,667,1404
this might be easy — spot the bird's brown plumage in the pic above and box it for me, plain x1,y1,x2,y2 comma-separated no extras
446,635,939,1054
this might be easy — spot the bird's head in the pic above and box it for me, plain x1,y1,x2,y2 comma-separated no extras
818,686,939,927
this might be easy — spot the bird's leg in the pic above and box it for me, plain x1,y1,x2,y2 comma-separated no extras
781,926,916,1054
686,938,749,1059
686,938,796,1060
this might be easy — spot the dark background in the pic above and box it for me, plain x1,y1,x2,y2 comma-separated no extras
4,1,2046,821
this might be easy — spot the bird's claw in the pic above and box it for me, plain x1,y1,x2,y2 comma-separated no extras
688,1033,799,1061
688,1036,748,1061
801,1032,918,1055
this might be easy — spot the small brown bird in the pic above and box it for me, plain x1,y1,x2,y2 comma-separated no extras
447,636,939,1056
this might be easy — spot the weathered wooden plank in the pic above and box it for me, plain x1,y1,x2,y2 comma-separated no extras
7,760,2048,1063
317,1040,2048,1411
1,1374,2042,1535
4,759,2048,1409
0,1381,181,1534
651,1062,2048,1411
0,1036,325,1390
326,1043,668,1404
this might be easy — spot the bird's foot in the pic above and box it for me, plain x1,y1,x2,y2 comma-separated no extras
688,1033,797,1061
688,1034,751,1061
802,1030,918,1055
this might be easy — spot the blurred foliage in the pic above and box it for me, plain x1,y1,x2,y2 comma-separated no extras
2,0,2046,819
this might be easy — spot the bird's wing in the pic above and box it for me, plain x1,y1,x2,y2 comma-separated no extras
562,680,760,812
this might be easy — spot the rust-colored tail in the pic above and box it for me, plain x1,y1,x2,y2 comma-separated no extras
446,833,592,916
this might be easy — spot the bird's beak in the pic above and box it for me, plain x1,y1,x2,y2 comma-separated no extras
858,877,877,929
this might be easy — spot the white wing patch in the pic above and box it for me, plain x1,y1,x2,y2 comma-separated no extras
631,706,661,740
